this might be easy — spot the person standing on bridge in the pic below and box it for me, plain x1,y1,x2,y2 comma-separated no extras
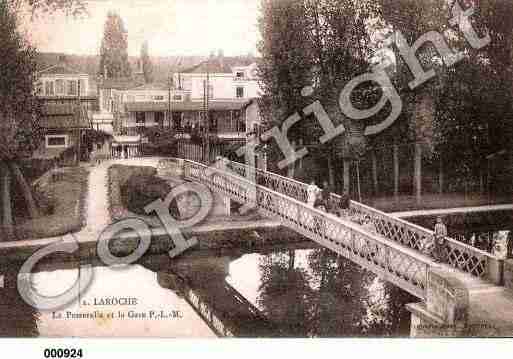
433,216,448,263
307,180,321,207
337,191,350,218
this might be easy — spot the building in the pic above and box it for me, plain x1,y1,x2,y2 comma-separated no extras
34,52,265,163
34,59,95,164
98,52,264,162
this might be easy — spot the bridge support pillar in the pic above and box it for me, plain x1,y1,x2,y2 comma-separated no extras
503,259,513,291
486,257,504,286
407,268,469,337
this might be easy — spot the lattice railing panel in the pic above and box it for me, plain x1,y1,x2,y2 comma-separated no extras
347,201,495,280
183,160,430,299
221,160,498,281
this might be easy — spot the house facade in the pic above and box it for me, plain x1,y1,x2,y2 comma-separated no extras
34,61,95,164
98,54,264,162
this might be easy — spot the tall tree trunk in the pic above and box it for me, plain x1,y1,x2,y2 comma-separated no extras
439,157,444,194
413,143,422,204
7,162,40,219
1,164,14,239
343,158,351,194
371,151,378,196
393,145,399,199
328,154,335,190
288,250,295,271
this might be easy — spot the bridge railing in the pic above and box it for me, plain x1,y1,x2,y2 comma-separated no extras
203,159,503,285
345,200,502,284
182,159,431,299
185,288,235,337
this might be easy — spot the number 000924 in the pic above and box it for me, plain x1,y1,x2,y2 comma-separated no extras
43,349,83,358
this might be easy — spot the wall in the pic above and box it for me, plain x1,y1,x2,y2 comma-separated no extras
181,73,259,101
38,74,90,97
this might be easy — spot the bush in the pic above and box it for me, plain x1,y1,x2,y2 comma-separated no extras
121,174,174,215
109,165,179,221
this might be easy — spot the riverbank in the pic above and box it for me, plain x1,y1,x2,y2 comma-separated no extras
5,166,89,241
363,193,511,213
0,218,303,265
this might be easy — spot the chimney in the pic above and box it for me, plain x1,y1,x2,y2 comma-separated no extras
218,49,225,71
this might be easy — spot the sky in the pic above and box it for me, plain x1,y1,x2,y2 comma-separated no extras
21,0,260,57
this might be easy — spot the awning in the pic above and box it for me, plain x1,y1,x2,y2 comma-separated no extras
125,100,249,112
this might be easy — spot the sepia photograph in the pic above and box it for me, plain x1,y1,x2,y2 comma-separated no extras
0,0,513,342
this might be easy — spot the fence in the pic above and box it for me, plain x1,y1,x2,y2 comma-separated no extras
351,142,511,199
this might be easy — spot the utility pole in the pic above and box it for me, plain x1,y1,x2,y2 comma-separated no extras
76,80,82,166
203,57,211,164
168,74,172,129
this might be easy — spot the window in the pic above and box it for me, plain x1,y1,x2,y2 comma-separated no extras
35,81,43,96
203,83,214,99
153,95,165,101
173,95,183,101
45,81,54,96
46,135,67,148
135,112,146,124
182,77,192,90
67,80,77,96
235,71,245,79
79,79,86,95
55,80,64,95
154,112,165,125
236,86,245,98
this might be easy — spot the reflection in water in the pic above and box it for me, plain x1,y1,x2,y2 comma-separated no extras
0,244,416,338
0,266,39,337
232,248,416,337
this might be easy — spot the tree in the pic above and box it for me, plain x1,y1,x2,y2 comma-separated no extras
258,0,376,193
0,0,85,240
140,40,153,83
257,0,315,172
257,251,314,336
0,0,43,238
98,11,132,79
378,0,513,196
24,0,86,16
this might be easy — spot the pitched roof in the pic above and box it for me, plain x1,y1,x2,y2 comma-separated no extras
130,82,170,91
125,100,249,112
100,78,144,90
180,56,257,74
181,58,233,74
38,64,84,76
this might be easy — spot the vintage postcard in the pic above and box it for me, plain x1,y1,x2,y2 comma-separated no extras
0,0,512,343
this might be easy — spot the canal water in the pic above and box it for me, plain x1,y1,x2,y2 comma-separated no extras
0,240,417,338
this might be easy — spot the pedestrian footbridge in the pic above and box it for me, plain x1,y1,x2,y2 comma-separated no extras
161,157,509,336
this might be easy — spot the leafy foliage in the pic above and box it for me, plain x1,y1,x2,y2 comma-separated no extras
140,40,154,83
0,0,42,161
98,11,132,79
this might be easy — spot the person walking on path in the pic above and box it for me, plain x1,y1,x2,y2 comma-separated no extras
433,216,448,263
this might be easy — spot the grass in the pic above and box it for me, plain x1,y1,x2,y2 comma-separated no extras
10,166,89,241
